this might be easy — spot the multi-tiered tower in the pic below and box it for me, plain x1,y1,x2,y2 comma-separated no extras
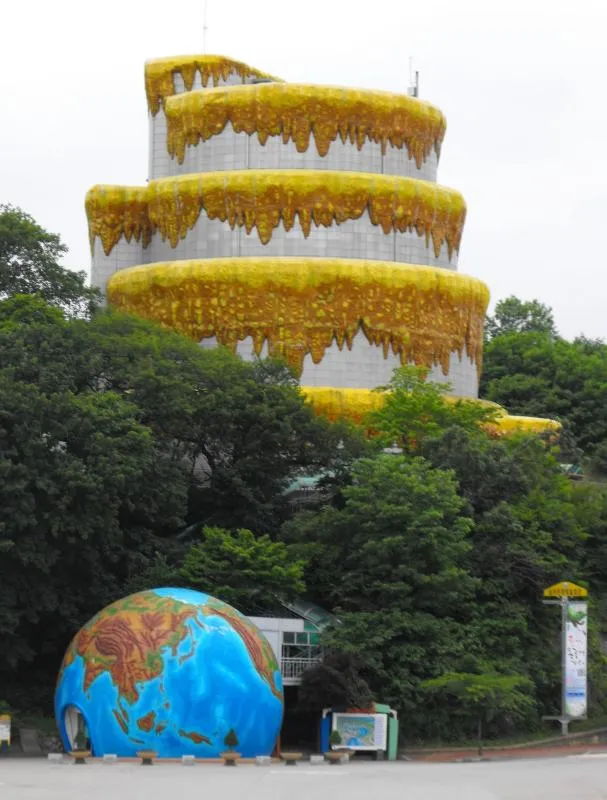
86,55,551,430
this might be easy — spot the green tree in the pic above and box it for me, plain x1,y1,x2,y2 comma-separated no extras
0,205,99,315
421,426,586,716
283,455,477,729
0,298,354,534
91,316,357,533
179,527,305,613
298,652,374,714
481,330,607,459
589,442,607,476
573,484,607,593
121,552,182,595
485,296,557,340
368,366,497,454
0,295,357,708
0,376,187,701
422,672,535,753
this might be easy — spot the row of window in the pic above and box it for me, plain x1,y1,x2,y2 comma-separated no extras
282,631,320,646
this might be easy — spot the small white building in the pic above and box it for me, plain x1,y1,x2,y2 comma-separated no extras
248,616,322,685
248,601,331,685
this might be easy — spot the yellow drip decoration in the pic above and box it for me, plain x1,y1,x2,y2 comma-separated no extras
107,257,488,377
87,170,466,258
145,55,282,116
165,83,446,167
85,186,151,255
303,387,387,423
487,414,562,436
301,386,561,437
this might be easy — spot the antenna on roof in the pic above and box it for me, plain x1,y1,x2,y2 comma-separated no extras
407,57,420,98
203,0,209,54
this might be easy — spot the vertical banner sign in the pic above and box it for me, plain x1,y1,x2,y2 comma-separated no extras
565,601,587,718
0,714,10,746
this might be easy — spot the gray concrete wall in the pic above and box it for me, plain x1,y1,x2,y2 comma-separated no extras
91,237,143,301
152,121,438,181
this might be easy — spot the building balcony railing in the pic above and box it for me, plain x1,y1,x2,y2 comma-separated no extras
281,656,322,682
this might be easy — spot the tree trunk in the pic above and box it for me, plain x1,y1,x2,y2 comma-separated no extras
477,715,483,758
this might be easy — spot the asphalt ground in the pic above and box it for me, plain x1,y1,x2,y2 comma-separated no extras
2,752,607,800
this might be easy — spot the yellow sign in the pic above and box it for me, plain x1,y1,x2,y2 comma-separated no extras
543,581,588,598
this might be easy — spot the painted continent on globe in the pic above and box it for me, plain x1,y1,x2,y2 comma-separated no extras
55,588,283,758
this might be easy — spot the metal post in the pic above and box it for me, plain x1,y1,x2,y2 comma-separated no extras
561,597,569,736
541,597,570,735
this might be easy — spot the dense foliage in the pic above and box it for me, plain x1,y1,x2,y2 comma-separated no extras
180,526,305,613
482,296,607,468
292,380,606,740
3,209,607,745
0,296,352,703
0,213,356,705
422,671,535,753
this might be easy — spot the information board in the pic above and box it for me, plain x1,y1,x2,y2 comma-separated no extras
332,713,387,751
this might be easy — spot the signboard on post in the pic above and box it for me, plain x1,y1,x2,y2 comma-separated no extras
332,713,387,751
542,581,589,734
565,601,587,718
0,714,11,746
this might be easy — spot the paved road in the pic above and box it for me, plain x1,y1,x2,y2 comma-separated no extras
1,755,606,799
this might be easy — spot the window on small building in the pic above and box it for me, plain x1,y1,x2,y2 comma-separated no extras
281,629,322,662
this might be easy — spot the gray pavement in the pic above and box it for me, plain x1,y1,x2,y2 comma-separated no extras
1,754,607,799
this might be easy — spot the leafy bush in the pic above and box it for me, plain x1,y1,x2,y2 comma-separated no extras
224,728,239,749
329,729,342,747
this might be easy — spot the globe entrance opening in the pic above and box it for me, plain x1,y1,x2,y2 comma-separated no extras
63,705,88,751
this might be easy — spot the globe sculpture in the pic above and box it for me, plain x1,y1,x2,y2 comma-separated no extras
87,53,556,435
55,588,283,758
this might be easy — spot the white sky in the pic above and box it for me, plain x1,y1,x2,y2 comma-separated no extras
1,0,605,339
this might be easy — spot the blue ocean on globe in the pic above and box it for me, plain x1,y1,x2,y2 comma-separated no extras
55,587,283,758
